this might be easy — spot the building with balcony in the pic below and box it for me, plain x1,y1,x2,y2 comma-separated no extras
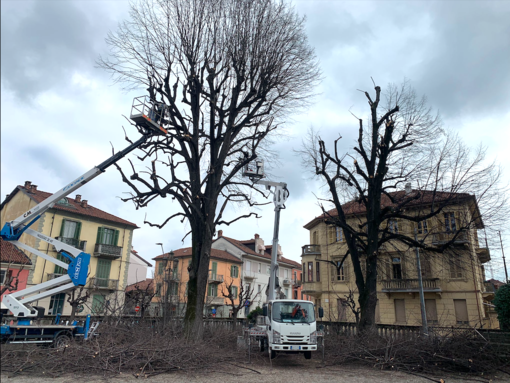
152,247,243,318
301,188,498,329
211,231,301,316
1,181,138,317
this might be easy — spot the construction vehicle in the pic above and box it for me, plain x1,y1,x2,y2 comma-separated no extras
243,161,324,360
0,97,166,346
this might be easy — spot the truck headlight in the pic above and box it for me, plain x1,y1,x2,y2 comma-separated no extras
310,331,317,344
273,330,281,344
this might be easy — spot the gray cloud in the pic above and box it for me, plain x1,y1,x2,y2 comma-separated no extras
1,1,119,100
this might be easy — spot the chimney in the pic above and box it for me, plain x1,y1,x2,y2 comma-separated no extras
218,230,223,237
254,233,260,239
24,181,32,189
30,185,38,192
405,182,412,195
81,200,88,208
75,194,82,203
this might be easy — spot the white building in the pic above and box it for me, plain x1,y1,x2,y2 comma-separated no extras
212,231,300,317
127,250,152,286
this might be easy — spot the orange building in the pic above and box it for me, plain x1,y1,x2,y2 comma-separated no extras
152,247,243,318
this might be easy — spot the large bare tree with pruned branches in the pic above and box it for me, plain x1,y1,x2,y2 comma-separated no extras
302,79,508,332
98,0,320,338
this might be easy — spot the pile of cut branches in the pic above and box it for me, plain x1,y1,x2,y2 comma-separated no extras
323,327,510,378
1,320,241,378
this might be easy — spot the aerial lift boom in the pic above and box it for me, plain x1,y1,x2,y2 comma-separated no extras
0,97,166,318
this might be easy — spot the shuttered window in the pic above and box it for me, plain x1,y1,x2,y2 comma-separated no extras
394,299,406,323
96,259,112,287
54,253,71,275
231,265,239,278
454,299,469,324
96,227,119,246
425,299,438,323
232,286,238,299
49,293,66,315
92,294,105,314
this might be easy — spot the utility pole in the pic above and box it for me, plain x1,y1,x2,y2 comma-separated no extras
414,230,428,336
498,231,509,283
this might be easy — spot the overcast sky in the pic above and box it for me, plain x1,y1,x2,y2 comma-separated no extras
1,0,509,281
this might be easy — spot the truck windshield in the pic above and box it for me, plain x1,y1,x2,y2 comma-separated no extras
272,302,316,323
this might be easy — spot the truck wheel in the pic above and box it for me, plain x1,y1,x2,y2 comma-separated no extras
54,334,71,350
270,349,277,359
304,351,312,360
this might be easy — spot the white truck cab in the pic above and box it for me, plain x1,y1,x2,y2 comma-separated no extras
264,299,323,359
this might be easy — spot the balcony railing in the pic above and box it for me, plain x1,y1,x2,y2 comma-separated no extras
243,270,257,279
89,277,119,290
282,278,292,285
291,278,302,287
382,278,441,293
47,272,65,280
483,281,496,295
54,237,87,251
208,273,224,284
207,297,225,305
302,245,321,256
94,243,123,259
431,231,468,246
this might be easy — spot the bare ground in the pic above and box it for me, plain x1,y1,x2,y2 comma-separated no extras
2,353,509,383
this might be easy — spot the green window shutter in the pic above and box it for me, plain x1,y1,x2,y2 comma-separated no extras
74,221,82,239
96,259,112,280
113,229,120,246
96,227,104,244
59,219,67,237
207,284,211,296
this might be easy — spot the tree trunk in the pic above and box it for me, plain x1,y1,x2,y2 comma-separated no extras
232,310,238,331
357,254,378,333
184,218,214,340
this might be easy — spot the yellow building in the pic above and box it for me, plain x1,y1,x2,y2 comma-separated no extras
301,189,498,329
0,181,138,317
152,247,243,317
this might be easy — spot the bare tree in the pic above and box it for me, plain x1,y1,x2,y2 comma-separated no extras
98,0,320,339
302,80,508,332
125,280,155,317
66,287,90,322
222,279,258,330
0,263,26,296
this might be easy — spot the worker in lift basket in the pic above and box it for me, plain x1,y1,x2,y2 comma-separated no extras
148,101,163,122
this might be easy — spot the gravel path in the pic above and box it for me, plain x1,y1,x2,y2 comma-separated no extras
2,353,509,383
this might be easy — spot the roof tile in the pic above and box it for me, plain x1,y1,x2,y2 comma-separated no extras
0,238,32,265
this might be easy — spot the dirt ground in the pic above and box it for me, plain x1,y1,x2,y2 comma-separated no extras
2,353,509,383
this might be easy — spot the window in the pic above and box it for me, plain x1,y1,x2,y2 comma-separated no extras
208,284,218,297
49,293,66,315
60,219,81,241
449,254,463,278
332,262,345,281
245,260,251,273
231,286,238,299
294,271,297,281
54,252,71,275
392,257,402,279
156,283,162,297
92,294,105,314
315,262,320,282
284,269,289,279
57,198,71,206
454,299,469,324
266,264,271,275
96,227,119,246
312,231,318,244
96,258,112,287
211,261,217,279
394,299,406,323
425,299,438,324
388,220,399,234
337,299,347,321
301,292,304,299
0,269,6,284
231,265,239,278
294,290,298,299
420,254,432,278
417,220,428,234
158,261,165,275
258,263,262,273
302,264,305,281
444,212,456,232
308,262,313,282
336,227,343,242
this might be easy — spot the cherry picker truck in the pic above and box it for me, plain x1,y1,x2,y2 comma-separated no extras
242,160,324,361
0,96,167,346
